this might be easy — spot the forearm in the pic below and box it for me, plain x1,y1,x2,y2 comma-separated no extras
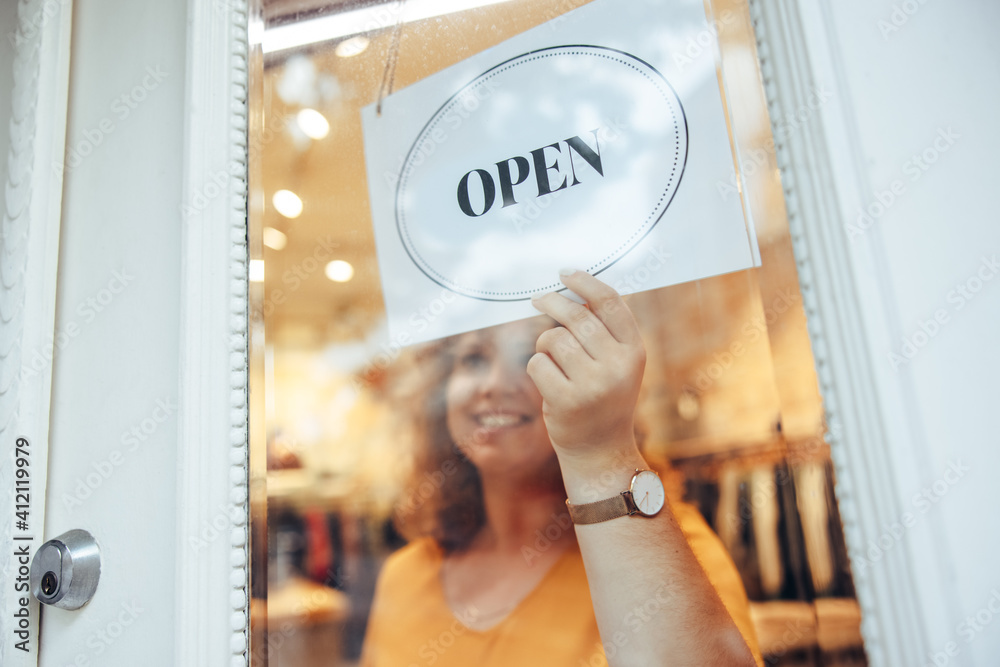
528,272,757,664
557,443,756,667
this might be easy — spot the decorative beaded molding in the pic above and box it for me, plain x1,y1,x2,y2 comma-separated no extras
0,0,72,663
747,0,926,664
174,0,251,665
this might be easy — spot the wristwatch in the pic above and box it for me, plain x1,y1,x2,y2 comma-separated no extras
565,469,666,524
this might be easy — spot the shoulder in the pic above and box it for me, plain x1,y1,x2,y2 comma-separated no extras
362,537,445,665
375,536,442,593
367,537,443,630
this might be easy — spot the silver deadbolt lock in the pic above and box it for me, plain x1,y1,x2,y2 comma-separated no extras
30,529,101,610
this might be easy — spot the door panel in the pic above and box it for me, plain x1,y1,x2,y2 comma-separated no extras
21,0,187,664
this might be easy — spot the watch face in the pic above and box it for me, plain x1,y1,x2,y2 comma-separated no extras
630,470,666,517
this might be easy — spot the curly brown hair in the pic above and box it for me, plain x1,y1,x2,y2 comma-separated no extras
391,330,511,554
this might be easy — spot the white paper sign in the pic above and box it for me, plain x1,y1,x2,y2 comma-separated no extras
362,0,759,345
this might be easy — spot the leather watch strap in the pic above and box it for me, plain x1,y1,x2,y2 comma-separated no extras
565,493,635,525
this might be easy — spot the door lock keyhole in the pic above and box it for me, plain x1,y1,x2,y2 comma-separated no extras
30,529,101,609
41,571,58,596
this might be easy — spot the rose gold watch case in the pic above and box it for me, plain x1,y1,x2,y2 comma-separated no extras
566,469,665,524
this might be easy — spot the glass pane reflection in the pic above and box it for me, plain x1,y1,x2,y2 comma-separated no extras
249,1,868,665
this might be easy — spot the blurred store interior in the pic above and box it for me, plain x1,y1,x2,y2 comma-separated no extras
248,0,868,665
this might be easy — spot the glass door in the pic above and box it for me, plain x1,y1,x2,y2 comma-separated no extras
248,1,867,664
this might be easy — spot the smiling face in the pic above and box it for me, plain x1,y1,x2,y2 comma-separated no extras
445,317,559,483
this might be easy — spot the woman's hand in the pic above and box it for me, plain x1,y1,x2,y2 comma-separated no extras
530,272,760,667
527,270,646,467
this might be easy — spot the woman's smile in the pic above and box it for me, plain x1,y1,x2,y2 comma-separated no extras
445,317,557,473
472,409,533,431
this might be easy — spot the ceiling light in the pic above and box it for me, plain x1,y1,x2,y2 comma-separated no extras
249,260,265,283
262,227,288,250
677,391,700,421
272,190,303,218
335,35,369,58
296,108,330,139
263,0,511,54
325,260,355,283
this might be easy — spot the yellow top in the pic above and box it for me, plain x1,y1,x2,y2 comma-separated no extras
361,500,764,666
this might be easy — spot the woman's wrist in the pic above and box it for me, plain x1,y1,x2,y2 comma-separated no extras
553,439,648,504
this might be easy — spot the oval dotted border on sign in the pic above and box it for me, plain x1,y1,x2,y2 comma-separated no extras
395,44,689,301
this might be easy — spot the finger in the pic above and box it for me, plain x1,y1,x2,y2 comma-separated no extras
530,292,614,358
535,326,594,378
557,270,640,345
525,351,570,397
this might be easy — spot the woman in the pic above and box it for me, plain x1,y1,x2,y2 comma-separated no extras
362,270,763,666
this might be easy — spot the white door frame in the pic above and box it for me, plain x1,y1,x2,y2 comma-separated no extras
747,1,937,664
1,0,74,662
173,0,252,664
0,0,252,664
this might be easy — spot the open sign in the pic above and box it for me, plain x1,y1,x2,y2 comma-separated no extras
363,0,757,344
394,45,688,302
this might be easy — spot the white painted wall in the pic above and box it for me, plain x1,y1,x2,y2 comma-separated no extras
40,0,187,664
819,0,1000,664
